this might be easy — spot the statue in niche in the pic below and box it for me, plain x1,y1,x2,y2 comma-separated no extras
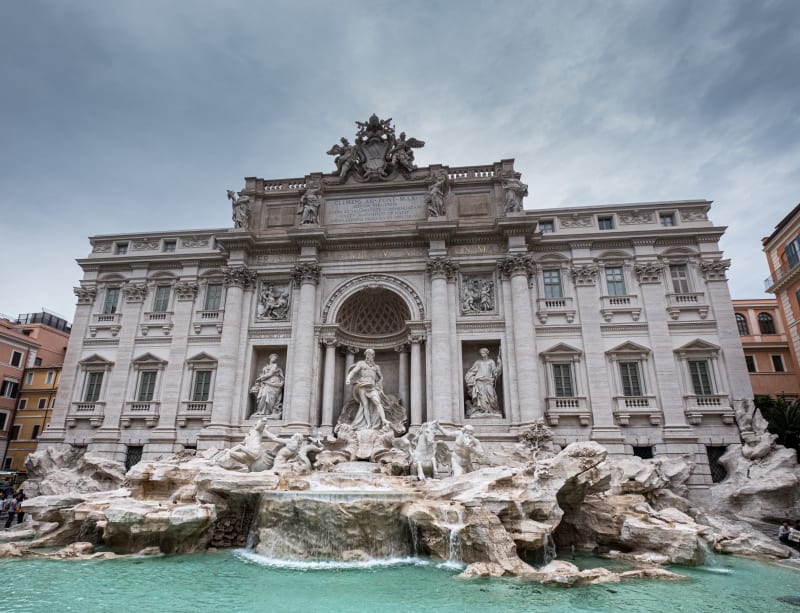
297,186,322,224
440,424,486,476
389,131,425,174
227,190,251,229
500,174,528,213
257,284,290,320
425,174,447,217
345,349,390,430
461,278,495,314
464,348,503,417
250,354,285,417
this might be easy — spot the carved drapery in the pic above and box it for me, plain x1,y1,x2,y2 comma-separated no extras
223,265,257,289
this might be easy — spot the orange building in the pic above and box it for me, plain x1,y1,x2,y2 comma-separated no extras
732,298,800,400
0,319,39,464
763,203,800,393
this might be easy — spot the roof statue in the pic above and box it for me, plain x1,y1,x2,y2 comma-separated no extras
327,113,424,182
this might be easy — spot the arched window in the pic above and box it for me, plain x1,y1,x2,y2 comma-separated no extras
735,314,749,336
758,312,776,335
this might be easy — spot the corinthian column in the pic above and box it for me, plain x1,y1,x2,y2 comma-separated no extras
499,255,541,424
286,261,320,428
426,257,459,424
210,266,256,428
409,335,424,426
320,338,338,430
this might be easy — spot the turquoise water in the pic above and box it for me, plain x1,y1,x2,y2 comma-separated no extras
1,550,797,613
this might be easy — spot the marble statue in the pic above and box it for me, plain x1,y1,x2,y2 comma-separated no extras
410,421,451,480
426,175,446,217
326,137,360,181
227,190,251,229
214,417,268,471
501,175,528,213
461,278,495,313
442,424,486,476
257,284,290,320
298,186,322,224
263,430,321,473
389,131,425,174
345,349,390,430
464,348,502,417
250,354,285,417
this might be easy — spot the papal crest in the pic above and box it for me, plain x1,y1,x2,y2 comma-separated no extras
326,114,424,183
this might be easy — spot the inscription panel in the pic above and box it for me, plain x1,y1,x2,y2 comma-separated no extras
325,194,426,225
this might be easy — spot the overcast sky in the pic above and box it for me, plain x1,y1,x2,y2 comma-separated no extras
1,1,799,322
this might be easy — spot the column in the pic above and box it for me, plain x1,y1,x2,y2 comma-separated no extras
320,339,338,430
395,344,409,408
499,255,541,424
409,335,424,426
286,261,320,428
499,275,519,423
209,266,255,428
426,257,458,424
342,346,358,407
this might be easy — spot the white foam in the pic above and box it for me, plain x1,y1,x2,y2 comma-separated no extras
233,550,433,571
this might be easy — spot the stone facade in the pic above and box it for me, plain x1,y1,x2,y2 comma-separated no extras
40,118,751,492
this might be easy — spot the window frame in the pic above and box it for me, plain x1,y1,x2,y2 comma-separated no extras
688,360,715,395
0,379,19,398
204,282,224,311
605,266,627,296
17,398,27,410
192,370,213,402
152,285,172,313
772,355,786,372
115,241,129,255
83,371,104,402
669,263,691,294
102,287,121,315
619,361,644,396
735,313,749,336
162,239,177,253
551,363,575,397
542,269,563,299
744,355,756,373
539,220,555,234
10,351,23,368
659,213,675,227
758,312,776,335
597,216,614,230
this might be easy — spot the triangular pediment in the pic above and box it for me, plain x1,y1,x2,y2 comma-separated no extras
541,342,582,356
606,341,651,356
675,339,720,355
186,352,217,365
78,354,115,367
132,352,167,366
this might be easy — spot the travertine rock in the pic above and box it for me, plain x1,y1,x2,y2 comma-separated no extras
24,447,126,497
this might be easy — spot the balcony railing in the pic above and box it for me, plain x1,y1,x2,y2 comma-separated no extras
599,294,641,322
544,397,590,426
764,258,800,290
684,394,734,425
536,296,576,323
68,401,105,428
177,400,213,427
122,401,160,427
140,312,174,336
665,292,709,320
612,396,661,426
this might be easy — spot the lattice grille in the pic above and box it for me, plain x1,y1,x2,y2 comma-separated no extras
337,289,410,336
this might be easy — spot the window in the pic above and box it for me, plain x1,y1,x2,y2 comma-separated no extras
796,288,800,311
669,264,690,294
125,445,144,470
34,357,42,366
17,399,27,410
102,287,120,314
50,397,56,408
772,355,785,372
539,220,554,234
3,459,11,470
745,356,756,373
45,371,55,385
619,362,643,396
735,314,749,336
598,216,614,230
0,380,19,398
543,270,563,299
551,364,574,397
785,237,800,268
204,283,223,311
10,351,22,368
9,425,20,441
605,267,626,296
758,313,776,334
32,424,40,439
192,370,212,401
632,446,654,459
162,240,177,252
84,372,104,402
37,397,47,409
136,371,158,402
706,446,728,483
116,242,129,255
25,372,34,385
659,214,675,227
688,360,714,395
152,285,171,313
0,414,6,430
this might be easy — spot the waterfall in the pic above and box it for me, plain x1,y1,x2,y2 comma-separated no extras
514,501,526,518
441,506,465,566
408,518,422,557
544,532,557,565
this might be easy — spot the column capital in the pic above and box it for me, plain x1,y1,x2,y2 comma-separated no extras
634,262,664,284
342,345,360,355
394,343,409,353
570,264,599,287
73,285,97,305
699,259,731,282
223,265,257,289
320,337,339,349
175,280,199,301
123,281,148,303
426,256,459,281
497,254,534,280
408,334,426,345
291,261,321,286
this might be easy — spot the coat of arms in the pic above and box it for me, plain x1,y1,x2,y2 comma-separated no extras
327,114,425,182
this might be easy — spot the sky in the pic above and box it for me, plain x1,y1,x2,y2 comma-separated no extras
1,0,799,322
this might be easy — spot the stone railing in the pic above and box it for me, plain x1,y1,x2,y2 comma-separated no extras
665,292,709,320
263,178,307,192
447,166,496,181
140,312,174,336
177,400,213,427
67,401,105,428
544,396,590,426
684,394,734,425
536,296,576,323
122,401,160,428
600,294,641,322
612,396,661,426
192,310,224,335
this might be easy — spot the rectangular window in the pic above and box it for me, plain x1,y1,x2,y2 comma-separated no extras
162,240,177,253
632,446,654,460
192,370,212,402
10,351,23,368
689,360,714,395
3,459,11,470
116,242,128,255
152,286,171,313
659,214,675,227
32,424,40,439
619,362,643,396
670,264,691,294
50,397,56,408
706,446,728,483
785,238,800,268
539,220,554,234
605,267,626,296
745,355,756,373
137,371,158,402
25,372,34,386
84,372,104,402
102,288,120,314
772,355,786,372
0,380,19,398
34,357,42,366
10,425,20,441
45,371,55,385
551,363,575,397
17,399,27,410
37,397,47,409
598,216,614,230
543,270,563,299
125,445,144,470
204,283,223,311
0,414,6,430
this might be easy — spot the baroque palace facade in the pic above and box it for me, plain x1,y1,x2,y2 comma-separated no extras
41,116,750,490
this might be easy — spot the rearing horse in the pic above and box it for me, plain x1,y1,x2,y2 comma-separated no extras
410,420,450,480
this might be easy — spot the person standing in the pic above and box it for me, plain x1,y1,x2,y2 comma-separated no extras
4,495,18,529
779,521,791,543
14,491,24,524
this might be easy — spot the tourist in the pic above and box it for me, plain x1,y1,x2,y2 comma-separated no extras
4,495,18,529
15,491,24,524
779,521,791,543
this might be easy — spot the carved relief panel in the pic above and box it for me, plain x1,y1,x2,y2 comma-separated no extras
255,280,292,321
459,273,496,315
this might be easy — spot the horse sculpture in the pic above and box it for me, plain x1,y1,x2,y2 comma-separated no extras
409,420,451,480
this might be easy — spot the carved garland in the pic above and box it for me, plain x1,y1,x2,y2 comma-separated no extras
322,273,426,323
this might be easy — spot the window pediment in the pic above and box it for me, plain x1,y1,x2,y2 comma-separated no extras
606,341,651,359
78,354,115,368
186,352,218,366
675,338,720,357
132,352,168,367
541,342,582,359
